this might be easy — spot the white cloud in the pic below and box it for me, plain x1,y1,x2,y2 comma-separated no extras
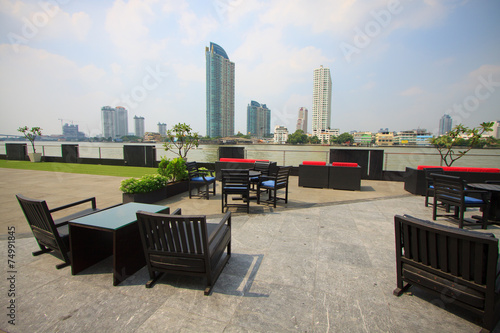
401,86,424,96
178,10,218,45
105,0,167,62
1,0,91,43
0,44,116,135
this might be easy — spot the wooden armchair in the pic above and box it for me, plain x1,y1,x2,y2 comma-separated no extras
136,209,231,295
186,161,216,200
221,169,250,213
423,167,444,207
16,194,100,269
432,174,491,229
251,161,271,190
257,166,291,208
394,214,500,331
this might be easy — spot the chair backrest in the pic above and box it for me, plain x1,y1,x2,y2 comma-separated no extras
432,173,466,203
395,214,498,286
221,169,250,187
136,212,210,256
424,167,444,186
275,166,291,188
16,194,64,252
186,161,199,178
253,161,271,176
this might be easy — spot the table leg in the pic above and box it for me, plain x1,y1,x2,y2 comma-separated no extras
69,224,112,275
113,222,146,286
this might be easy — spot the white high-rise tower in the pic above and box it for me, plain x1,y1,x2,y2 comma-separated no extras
312,65,332,136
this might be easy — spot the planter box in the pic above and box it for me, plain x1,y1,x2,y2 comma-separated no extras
404,167,500,195
28,152,42,163
122,181,189,204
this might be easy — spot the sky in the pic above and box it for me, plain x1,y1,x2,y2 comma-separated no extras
1,0,499,137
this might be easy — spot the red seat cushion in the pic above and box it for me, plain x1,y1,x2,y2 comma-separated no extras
302,161,326,166
331,162,359,167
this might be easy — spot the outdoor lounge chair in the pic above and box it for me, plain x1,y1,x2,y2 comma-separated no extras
423,167,444,207
257,166,291,208
394,214,500,331
221,169,251,213
136,209,231,295
16,194,100,269
186,161,216,200
432,174,491,229
251,161,271,190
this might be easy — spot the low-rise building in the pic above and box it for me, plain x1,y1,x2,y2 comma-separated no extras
274,125,288,144
353,131,373,146
316,128,340,144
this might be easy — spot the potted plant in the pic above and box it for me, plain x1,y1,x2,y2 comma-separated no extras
18,126,43,162
157,157,189,196
120,174,168,203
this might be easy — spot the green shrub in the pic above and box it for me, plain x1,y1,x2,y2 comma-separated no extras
120,174,168,194
157,157,188,182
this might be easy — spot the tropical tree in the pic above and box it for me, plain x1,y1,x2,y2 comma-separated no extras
287,129,308,144
18,126,42,153
431,122,493,166
163,123,199,159
336,132,354,145
309,136,321,144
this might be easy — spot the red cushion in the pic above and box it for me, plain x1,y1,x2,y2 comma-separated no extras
302,161,326,166
418,165,500,173
331,162,359,167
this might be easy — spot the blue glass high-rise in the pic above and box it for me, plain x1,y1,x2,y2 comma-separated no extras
206,42,235,138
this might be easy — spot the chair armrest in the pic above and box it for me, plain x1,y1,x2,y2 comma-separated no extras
208,211,231,245
199,169,215,176
464,189,492,200
259,175,276,182
49,197,97,213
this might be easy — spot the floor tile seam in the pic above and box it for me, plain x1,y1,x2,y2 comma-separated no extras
146,302,232,327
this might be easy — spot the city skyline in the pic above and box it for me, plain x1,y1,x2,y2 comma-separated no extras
1,1,499,137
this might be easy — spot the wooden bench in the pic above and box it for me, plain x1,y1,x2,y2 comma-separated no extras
393,215,500,332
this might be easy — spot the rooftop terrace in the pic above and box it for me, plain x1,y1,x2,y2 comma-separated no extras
1,168,499,332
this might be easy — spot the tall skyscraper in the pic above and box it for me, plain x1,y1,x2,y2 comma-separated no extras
312,66,332,136
115,106,128,138
247,100,271,137
158,122,167,136
134,115,145,138
101,106,115,138
439,114,452,136
101,106,128,139
296,107,308,133
206,42,235,138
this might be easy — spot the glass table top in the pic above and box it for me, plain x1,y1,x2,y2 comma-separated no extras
69,202,169,230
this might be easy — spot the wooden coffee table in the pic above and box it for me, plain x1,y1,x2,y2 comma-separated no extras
69,202,169,286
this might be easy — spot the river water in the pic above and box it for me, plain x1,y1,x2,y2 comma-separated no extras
1,142,499,171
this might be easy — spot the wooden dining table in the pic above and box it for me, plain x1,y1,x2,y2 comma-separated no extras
467,183,500,222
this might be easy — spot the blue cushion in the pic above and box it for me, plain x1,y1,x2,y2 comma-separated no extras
191,176,215,182
464,196,484,204
261,180,275,187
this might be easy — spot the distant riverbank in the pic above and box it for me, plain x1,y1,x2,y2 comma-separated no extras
1,142,499,171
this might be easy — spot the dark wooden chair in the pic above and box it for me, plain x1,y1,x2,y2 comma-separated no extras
394,214,500,332
136,209,231,295
257,166,291,208
16,194,100,269
250,161,271,191
221,169,250,213
432,174,491,229
186,161,216,200
423,167,444,207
